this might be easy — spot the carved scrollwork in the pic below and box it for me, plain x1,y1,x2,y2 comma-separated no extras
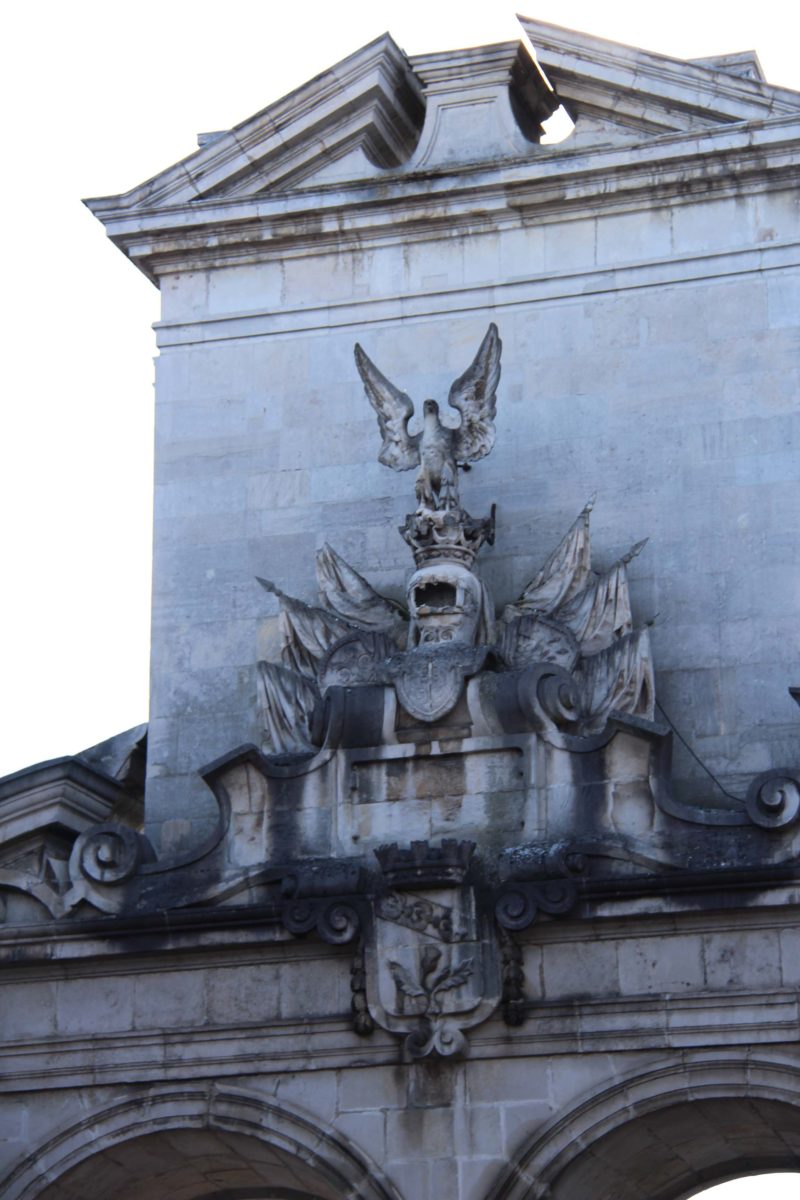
72,824,142,885
281,897,361,944
536,878,577,914
318,901,361,943
282,898,318,934
495,878,578,931
493,663,583,734
495,886,537,930
746,770,800,829
537,671,582,725
404,1019,467,1059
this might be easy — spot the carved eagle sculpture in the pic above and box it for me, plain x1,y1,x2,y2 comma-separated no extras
354,323,501,510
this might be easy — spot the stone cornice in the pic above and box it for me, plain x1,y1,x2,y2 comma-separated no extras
87,33,423,215
519,16,800,125
2,875,798,967
0,758,129,845
88,115,800,284
153,240,798,347
85,21,800,284
2,989,797,1090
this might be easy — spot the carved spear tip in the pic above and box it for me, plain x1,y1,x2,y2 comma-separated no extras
623,538,649,564
582,493,597,515
256,576,283,598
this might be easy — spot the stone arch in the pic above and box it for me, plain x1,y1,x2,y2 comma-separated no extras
486,1055,800,1200
2,1081,403,1200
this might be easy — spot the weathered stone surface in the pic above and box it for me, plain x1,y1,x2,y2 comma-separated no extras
2,16,800,1200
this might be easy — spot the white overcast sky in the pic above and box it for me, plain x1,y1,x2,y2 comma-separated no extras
0,0,798,796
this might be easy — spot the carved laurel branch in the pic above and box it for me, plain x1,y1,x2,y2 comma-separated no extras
385,944,477,1059
389,950,474,1012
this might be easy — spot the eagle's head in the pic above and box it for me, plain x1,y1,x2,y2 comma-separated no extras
423,399,439,417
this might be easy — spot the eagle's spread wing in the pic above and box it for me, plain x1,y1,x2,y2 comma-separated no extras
448,323,501,465
355,344,420,472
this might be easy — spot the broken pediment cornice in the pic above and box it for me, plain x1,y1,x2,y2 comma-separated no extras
87,36,557,222
0,755,138,845
86,32,425,215
0,757,138,923
87,21,800,219
518,16,800,131
689,51,766,84
84,19,800,283
0,726,147,914
401,40,557,170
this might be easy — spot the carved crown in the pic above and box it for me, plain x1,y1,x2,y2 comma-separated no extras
400,505,495,568
374,839,476,887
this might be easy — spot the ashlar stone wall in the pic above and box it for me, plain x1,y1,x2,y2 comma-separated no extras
149,180,799,852
3,897,800,1199
5,26,796,1200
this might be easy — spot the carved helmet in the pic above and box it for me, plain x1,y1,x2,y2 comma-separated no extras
406,560,493,648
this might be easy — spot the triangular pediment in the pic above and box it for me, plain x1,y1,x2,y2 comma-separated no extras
89,34,425,212
86,16,800,269
519,16,800,147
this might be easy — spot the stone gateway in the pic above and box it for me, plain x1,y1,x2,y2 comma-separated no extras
2,16,800,1200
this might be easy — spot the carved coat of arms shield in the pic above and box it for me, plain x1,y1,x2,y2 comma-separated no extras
389,645,487,723
365,884,501,1057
